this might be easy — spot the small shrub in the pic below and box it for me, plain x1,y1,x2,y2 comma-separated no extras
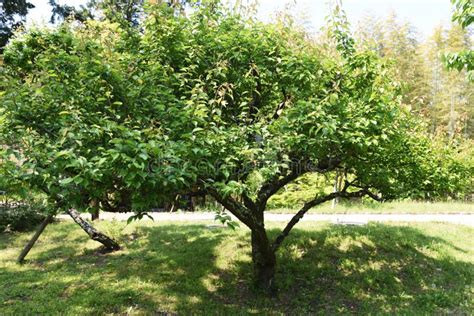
268,173,330,209
0,205,45,232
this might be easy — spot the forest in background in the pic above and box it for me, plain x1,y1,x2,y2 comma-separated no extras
354,13,473,141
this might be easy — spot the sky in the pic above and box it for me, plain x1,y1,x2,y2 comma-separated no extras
25,0,454,38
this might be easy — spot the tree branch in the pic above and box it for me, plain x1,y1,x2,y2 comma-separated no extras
248,63,261,124
256,157,341,211
207,187,258,230
271,185,377,252
351,182,384,202
67,209,120,251
271,93,290,121
256,166,307,211
242,193,257,210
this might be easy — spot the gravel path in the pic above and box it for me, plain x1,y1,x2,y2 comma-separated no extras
57,212,474,227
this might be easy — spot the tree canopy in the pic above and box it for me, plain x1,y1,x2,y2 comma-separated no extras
0,0,34,52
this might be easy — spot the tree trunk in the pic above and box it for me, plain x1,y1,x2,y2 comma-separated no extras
90,199,99,221
251,229,277,294
17,214,54,263
91,209,99,221
66,209,120,251
332,172,340,208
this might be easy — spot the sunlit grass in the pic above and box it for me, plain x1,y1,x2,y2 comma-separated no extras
0,220,472,314
268,200,474,214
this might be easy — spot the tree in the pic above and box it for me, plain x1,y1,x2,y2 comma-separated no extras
48,0,96,24
0,16,193,248
356,14,474,140
444,0,473,140
0,0,35,53
355,13,431,112
425,24,474,139
451,0,473,29
445,0,473,81
48,0,145,26
0,1,467,292
48,0,197,26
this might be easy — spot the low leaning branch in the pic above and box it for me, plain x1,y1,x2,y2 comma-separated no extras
271,184,381,251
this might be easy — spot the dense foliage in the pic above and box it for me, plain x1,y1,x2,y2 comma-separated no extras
0,205,46,232
1,21,193,212
0,147,47,232
451,0,473,30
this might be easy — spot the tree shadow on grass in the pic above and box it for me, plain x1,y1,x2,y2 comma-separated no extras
1,223,233,314
226,224,474,314
0,232,18,250
112,224,237,313
110,223,473,314
1,222,472,314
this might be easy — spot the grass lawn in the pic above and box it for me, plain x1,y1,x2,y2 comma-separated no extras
0,220,472,314
268,201,474,214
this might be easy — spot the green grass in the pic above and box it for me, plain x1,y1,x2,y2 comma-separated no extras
268,200,474,214
1,220,473,314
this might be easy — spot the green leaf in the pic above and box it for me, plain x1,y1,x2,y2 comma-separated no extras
60,178,74,185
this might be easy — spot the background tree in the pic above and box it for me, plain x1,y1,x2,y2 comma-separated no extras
428,24,473,139
0,0,35,53
444,0,473,81
48,0,197,26
49,0,142,25
355,14,473,140
48,0,96,24
355,13,430,110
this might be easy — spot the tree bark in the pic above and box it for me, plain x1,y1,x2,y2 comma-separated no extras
251,230,277,294
66,209,120,251
91,209,99,221
17,214,54,263
250,209,276,294
90,199,99,221
332,172,340,208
